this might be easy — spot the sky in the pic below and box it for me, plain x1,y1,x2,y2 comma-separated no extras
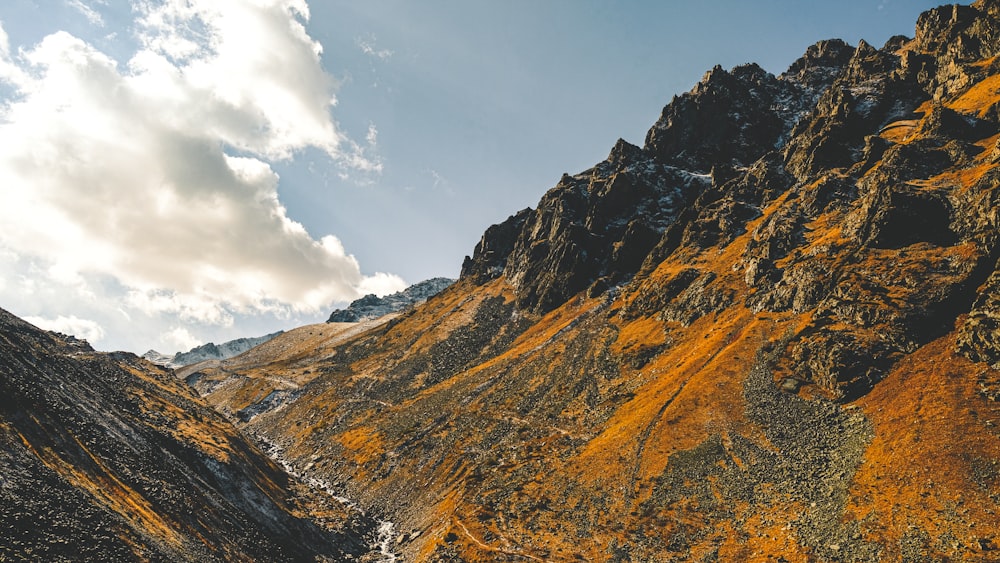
0,0,951,354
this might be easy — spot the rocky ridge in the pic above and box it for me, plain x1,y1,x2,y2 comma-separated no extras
328,278,455,323
144,331,284,369
183,2,1000,561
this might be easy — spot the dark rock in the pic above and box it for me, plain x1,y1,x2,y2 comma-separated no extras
916,103,995,140
958,266,1000,367
621,268,702,320
913,2,1000,98
661,272,735,326
644,64,801,172
490,140,703,313
782,39,855,93
846,177,958,250
461,209,532,284
882,35,912,53
783,35,932,182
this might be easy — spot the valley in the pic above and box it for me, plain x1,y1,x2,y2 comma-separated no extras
5,1,1000,561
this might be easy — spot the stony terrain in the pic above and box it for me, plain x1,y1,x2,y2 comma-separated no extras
0,308,378,561
185,2,1000,561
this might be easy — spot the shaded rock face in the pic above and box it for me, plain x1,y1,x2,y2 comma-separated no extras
958,262,1000,368
0,308,372,561
782,40,929,181
645,64,792,172
465,139,708,313
461,209,531,283
914,1,1000,98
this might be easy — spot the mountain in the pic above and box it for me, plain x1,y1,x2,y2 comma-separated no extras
144,331,284,369
0,308,380,561
327,278,455,323
115,2,1000,561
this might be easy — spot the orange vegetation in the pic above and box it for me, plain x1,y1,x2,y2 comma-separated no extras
850,334,1000,560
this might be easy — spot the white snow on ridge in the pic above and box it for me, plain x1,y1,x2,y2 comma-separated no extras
143,330,283,368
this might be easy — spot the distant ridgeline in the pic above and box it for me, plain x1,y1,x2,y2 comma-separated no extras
143,331,283,368
327,277,454,322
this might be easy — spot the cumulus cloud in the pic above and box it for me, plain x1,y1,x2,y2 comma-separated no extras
23,314,105,343
163,326,203,353
0,1,404,337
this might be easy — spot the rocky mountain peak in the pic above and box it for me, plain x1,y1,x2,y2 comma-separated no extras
643,62,794,173
606,136,644,167
782,38,854,89
462,136,709,313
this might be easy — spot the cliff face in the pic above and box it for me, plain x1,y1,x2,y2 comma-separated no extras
0,308,373,561
191,2,1000,561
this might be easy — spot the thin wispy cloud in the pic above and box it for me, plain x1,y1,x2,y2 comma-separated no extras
67,0,105,27
0,0,404,350
357,34,393,61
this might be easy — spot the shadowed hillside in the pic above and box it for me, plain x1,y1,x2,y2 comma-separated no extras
0,308,378,562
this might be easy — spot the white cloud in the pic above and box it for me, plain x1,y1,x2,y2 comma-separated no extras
0,2,405,343
357,272,409,297
163,326,203,353
67,0,106,27
23,314,105,342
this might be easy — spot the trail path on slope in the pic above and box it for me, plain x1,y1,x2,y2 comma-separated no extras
628,318,753,505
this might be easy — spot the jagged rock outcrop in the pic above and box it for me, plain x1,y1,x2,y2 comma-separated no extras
327,277,454,322
460,209,531,283
464,139,707,312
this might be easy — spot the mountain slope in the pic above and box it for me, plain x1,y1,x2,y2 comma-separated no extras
190,2,1000,561
0,308,375,561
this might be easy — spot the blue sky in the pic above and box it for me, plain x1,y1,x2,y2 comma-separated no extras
0,0,950,353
